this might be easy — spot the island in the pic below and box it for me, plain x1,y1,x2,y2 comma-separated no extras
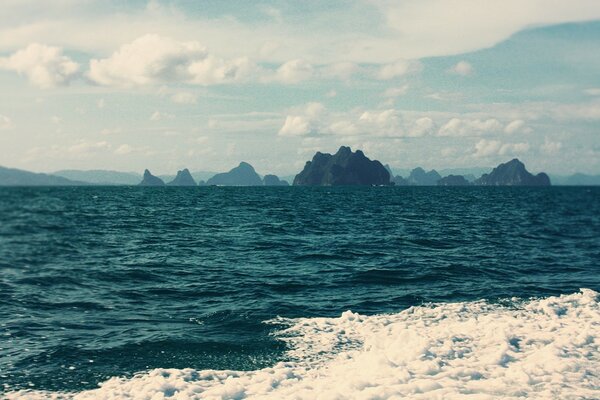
139,169,165,186
167,169,197,186
293,146,390,186
206,162,263,186
474,159,551,186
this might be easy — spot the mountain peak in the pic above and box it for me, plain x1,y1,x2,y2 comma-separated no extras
294,146,390,186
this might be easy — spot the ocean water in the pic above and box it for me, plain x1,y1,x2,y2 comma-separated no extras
0,186,599,399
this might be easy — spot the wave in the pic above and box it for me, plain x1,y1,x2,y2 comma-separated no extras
7,289,599,399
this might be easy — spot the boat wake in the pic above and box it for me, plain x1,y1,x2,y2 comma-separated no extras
7,289,599,399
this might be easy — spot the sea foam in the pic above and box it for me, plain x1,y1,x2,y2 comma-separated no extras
8,289,599,399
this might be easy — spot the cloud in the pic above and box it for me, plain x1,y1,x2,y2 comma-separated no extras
358,109,402,135
114,144,133,155
171,92,197,104
449,61,473,76
67,140,110,155
439,118,502,137
409,117,435,137
273,59,313,84
0,43,79,88
541,138,562,155
279,115,312,136
375,0,600,60
278,102,327,136
0,114,13,129
150,111,175,121
383,84,409,98
584,88,600,96
473,139,530,158
1,1,600,67
321,62,359,80
378,59,420,80
88,34,255,87
504,119,530,134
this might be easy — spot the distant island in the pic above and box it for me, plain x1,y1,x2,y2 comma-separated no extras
294,146,390,186
1,146,599,186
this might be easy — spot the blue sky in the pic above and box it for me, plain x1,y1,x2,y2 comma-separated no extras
0,0,599,176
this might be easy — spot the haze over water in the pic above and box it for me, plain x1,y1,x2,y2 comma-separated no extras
1,186,599,398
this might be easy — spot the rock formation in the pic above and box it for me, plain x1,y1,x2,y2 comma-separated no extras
206,162,263,186
407,167,442,186
474,159,551,186
167,169,197,186
392,175,411,186
437,175,470,186
293,146,390,186
263,174,289,186
139,169,165,186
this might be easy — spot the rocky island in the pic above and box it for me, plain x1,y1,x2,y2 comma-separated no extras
263,174,289,186
438,175,470,186
474,159,550,186
206,162,263,186
167,169,197,186
139,169,165,186
293,146,390,186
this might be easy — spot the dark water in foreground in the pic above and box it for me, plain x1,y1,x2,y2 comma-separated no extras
0,186,599,393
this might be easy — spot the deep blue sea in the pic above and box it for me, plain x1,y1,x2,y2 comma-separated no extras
1,186,599,399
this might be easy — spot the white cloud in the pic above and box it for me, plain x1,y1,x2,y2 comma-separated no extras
328,120,359,136
88,34,255,87
375,0,600,60
0,114,12,129
51,116,62,124
584,88,600,96
274,59,313,84
67,140,110,155
409,117,434,137
541,138,562,155
97,98,105,109
383,85,409,98
278,116,312,136
358,109,402,136
1,1,600,66
449,61,473,76
325,89,337,98
378,59,420,80
114,144,133,155
278,102,325,136
504,119,525,134
0,43,79,88
150,111,175,121
473,139,530,158
171,92,197,104
439,118,502,137
321,62,359,80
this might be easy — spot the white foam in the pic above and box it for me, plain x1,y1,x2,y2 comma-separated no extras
8,289,599,399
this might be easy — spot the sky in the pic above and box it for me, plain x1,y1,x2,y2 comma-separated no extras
0,0,599,176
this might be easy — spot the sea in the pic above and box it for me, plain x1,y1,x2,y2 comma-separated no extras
0,186,599,399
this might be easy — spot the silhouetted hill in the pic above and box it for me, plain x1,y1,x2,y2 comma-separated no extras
438,175,470,186
551,173,600,186
474,159,550,186
167,169,197,186
407,167,442,186
206,162,263,186
263,174,289,186
293,146,390,186
53,169,141,185
392,175,411,186
139,169,165,186
0,166,84,186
